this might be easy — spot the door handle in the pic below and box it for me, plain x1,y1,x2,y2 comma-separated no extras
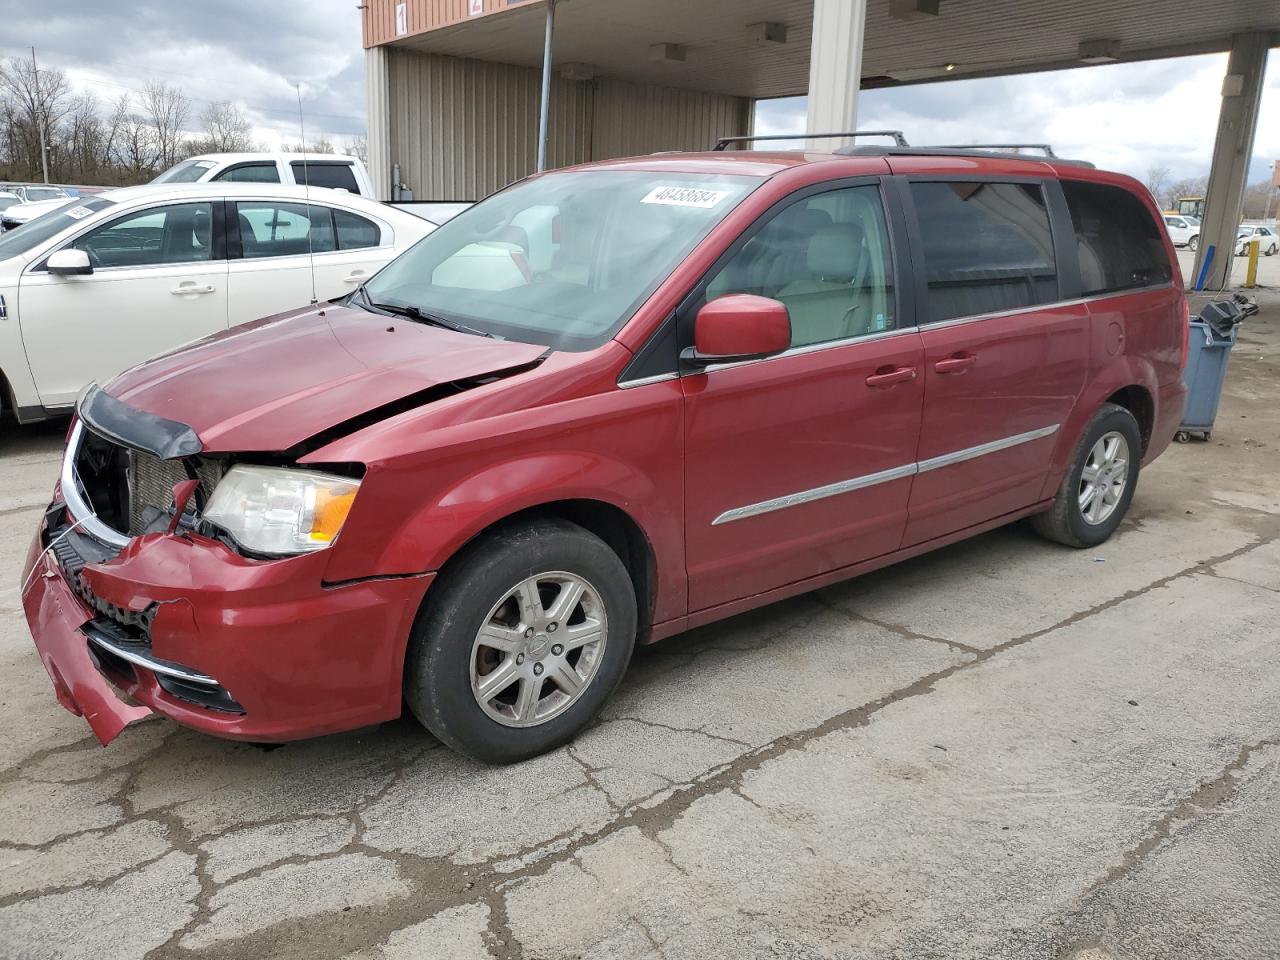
170,283,215,296
865,365,917,389
342,272,367,284
934,352,977,374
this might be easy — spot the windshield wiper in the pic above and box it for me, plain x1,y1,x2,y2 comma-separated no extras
368,299,495,339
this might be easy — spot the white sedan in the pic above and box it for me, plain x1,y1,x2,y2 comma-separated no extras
1234,225,1279,257
0,183,434,420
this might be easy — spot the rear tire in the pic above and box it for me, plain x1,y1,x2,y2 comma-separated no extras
1188,235,1199,252
404,517,636,763
1032,403,1142,548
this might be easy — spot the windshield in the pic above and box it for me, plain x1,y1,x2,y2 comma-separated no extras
152,159,215,183
0,197,114,262
361,170,759,350
24,187,66,202
1237,227,1252,237
0,196,17,212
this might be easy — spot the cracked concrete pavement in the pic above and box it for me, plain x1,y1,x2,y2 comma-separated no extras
2,292,1280,959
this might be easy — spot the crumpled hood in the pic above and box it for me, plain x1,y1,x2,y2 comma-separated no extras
103,304,547,452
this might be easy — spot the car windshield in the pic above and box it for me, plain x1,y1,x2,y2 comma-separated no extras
0,196,17,211
0,197,114,262
24,187,66,202
1237,227,1252,237
360,170,760,350
152,159,215,183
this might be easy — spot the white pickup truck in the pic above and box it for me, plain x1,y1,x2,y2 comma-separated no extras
152,153,376,198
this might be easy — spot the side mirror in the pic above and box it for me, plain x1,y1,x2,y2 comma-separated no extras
47,249,92,276
683,294,791,366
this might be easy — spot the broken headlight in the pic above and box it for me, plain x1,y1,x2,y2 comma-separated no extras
203,466,360,556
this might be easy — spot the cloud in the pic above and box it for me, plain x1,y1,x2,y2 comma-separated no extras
0,0,367,145
756,50,1280,184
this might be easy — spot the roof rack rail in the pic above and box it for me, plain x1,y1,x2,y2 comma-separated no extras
712,130,909,151
926,143,1059,158
834,145,1094,168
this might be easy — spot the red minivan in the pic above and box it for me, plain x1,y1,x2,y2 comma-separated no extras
22,147,1187,762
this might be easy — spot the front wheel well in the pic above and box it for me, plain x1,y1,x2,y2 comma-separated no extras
431,499,657,639
1104,385,1153,454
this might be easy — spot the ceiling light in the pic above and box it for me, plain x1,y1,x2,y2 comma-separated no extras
889,0,941,21
1078,39,1120,64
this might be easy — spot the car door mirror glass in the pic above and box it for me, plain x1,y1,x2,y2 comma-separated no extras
684,294,791,366
47,249,93,276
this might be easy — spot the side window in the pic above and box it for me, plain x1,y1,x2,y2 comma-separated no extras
72,202,214,268
909,181,1056,323
214,163,281,183
334,209,381,250
1062,181,1171,296
703,184,895,348
234,202,336,258
291,162,360,193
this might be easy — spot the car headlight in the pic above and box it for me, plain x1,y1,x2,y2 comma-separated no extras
203,465,360,556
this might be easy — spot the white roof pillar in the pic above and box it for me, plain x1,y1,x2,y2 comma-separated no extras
805,0,868,151
365,45,393,202
1191,31,1270,290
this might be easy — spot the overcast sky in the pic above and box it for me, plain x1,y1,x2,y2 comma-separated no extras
2,1,1277,186
0,0,368,150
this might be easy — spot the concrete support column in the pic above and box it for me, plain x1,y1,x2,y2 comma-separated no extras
805,0,868,150
1191,32,1270,290
365,45,393,202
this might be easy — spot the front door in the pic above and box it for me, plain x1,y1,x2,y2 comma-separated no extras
900,178,1089,545
20,201,228,407
683,182,925,612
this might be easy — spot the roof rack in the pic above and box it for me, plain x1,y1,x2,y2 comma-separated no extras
927,143,1059,158
712,130,909,151
834,145,1094,168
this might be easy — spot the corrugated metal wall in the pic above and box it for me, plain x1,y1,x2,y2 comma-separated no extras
384,48,751,201
590,79,752,159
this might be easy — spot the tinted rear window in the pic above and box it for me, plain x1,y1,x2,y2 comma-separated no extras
291,162,359,192
214,163,281,183
1062,180,1171,296
910,180,1057,323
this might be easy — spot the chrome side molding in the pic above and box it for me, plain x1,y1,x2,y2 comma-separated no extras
711,423,1060,525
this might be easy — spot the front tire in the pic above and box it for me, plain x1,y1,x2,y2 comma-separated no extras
404,517,637,763
1032,403,1142,548
1188,235,1199,252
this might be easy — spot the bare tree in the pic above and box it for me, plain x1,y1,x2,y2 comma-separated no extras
1145,165,1172,209
0,53,71,181
1167,175,1209,210
141,81,190,170
110,93,158,175
344,134,368,163
193,99,254,153
283,137,336,154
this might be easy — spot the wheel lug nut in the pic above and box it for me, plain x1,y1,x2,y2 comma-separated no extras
524,627,535,638
516,653,525,664
552,644,563,656
547,622,558,632
533,662,544,676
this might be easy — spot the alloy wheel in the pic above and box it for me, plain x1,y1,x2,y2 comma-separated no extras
1078,431,1130,526
470,571,608,727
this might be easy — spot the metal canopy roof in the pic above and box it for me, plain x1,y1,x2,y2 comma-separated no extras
381,0,1280,98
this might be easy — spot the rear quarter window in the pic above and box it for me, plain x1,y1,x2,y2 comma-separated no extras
291,162,359,193
1062,180,1171,296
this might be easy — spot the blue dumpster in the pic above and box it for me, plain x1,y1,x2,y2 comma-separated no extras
1178,312,1240,442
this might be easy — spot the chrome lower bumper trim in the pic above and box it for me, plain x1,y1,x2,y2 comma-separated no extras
84,623,219,686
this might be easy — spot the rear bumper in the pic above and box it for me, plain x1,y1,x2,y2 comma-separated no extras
22,507,433,745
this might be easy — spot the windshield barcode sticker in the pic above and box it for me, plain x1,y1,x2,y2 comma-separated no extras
641,186,730,209
64,206,94,220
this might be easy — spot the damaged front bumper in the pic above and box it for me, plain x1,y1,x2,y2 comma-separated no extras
22,505,434,746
